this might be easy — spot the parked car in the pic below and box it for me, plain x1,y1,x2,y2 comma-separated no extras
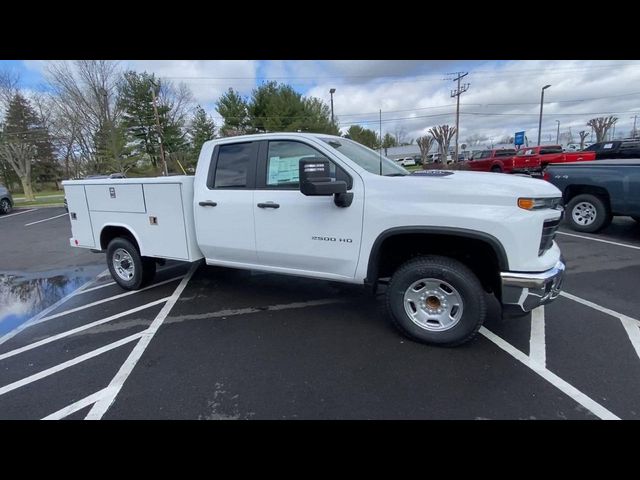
396,157,417,166
63,133,565,347
544,159,640,232
467,148,517,173
0,184,13,214
582,139,640,160
511,145,595,173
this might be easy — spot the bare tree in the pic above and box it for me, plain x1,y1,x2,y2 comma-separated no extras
44,60,122,175
587,116,618,143
0,69,19,111
0,143,36,200
416,135,435,167
429,125,457,163
578,130,591,150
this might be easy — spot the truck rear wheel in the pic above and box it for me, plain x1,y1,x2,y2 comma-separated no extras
107,237,156,290
386,255,487,346
491,166,502,173
566,194,611,233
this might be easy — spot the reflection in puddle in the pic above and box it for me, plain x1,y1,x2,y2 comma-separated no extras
0,267,104,335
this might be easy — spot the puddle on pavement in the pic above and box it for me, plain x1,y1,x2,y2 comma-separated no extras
0,265,105,335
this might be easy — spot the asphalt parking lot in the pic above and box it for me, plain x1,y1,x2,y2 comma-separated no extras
1,206,639,420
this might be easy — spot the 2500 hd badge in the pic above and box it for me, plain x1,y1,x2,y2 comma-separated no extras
312,236,353,243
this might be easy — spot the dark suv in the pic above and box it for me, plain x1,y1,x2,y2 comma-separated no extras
582,139,640,159
0,184,13,214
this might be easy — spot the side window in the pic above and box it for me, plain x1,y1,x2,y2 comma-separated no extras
266,140,350,189
213,143,253,188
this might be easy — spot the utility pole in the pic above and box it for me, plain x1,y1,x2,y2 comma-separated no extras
150,82,168,176
449,72,469,162
556,120,560,144
379,109,382,175
329,88,336,126
537,84,551,146
632,115,638,138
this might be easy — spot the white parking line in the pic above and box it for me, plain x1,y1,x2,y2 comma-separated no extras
24,213,67,227
480,327,620,420
556,231,640,250
561,291,640,361
0,331,144,397
85,263,198,420
0,297,169,361
0,271,107,348
0,208,36,219
529,306,546,369
77,281,117,294
42,388,110,420
32,275,183,326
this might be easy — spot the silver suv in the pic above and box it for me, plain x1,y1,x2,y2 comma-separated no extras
0,185,13,214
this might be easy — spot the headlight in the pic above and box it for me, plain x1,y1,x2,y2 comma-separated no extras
518,197,562,210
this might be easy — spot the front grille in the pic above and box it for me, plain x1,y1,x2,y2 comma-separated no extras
539,218,561,255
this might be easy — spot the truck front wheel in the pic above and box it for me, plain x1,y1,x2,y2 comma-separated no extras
566,194,611,233
386,255,487,346
107,237,156,290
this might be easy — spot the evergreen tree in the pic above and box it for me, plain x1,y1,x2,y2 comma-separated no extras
188,106,216,161
0,93,56,199
216,88,249,136
345,125,380,149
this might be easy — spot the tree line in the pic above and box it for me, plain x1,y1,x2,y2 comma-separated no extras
0,61,630,200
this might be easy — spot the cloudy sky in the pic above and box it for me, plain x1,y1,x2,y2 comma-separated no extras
3,59,640,146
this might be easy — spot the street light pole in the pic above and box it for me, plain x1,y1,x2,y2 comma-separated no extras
329,88,336,126
556,120,560,144
537,85,551,146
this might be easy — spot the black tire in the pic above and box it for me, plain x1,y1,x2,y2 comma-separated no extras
386,255,487,347
106,237,156,290
491,165,502,173
0,198,12,214
566,194,611,233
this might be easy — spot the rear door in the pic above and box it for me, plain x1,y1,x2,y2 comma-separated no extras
253,139,365,279
193,141,259,265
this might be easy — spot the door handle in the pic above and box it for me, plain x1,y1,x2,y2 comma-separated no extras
199,201,217,207
257,202,280,209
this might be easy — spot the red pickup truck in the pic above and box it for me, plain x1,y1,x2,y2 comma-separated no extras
467,148,518,173
511,145,595,173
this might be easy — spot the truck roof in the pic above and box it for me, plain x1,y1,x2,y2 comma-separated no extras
205,132,342,145
548,159,640,167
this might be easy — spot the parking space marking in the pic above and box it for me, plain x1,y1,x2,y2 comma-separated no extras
561,291,640,361
0,297,169,361
0,271,108,347
557,231,640,250
77,281,117,294
85,263,198,420
529,306,546,368
0,331,144,398
0,208,36,220
33,275,184,326
480,327,620,420
42,388,110,420
24,213,68,227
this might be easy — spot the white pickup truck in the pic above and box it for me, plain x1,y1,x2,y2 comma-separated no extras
63,133,565,346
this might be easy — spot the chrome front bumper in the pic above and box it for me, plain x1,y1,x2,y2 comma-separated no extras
500,259,565,313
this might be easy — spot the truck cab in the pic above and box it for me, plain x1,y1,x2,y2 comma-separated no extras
467,148,517,173
512,145,595,173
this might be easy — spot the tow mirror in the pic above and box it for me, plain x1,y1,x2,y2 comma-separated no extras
299,158,353,207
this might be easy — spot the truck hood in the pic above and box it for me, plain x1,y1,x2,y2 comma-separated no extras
390,170,562,204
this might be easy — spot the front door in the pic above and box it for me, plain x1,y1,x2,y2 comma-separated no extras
193,141,258,265
253,139,364,280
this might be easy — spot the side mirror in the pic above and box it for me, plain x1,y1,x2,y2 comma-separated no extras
299,158,347,196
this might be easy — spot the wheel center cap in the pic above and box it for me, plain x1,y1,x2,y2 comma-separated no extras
121,259,130,270
426,296,441,309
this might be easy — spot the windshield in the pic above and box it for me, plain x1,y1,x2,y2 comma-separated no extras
320,137,409,176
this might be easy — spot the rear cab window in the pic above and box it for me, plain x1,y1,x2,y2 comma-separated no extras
208,142,258,189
